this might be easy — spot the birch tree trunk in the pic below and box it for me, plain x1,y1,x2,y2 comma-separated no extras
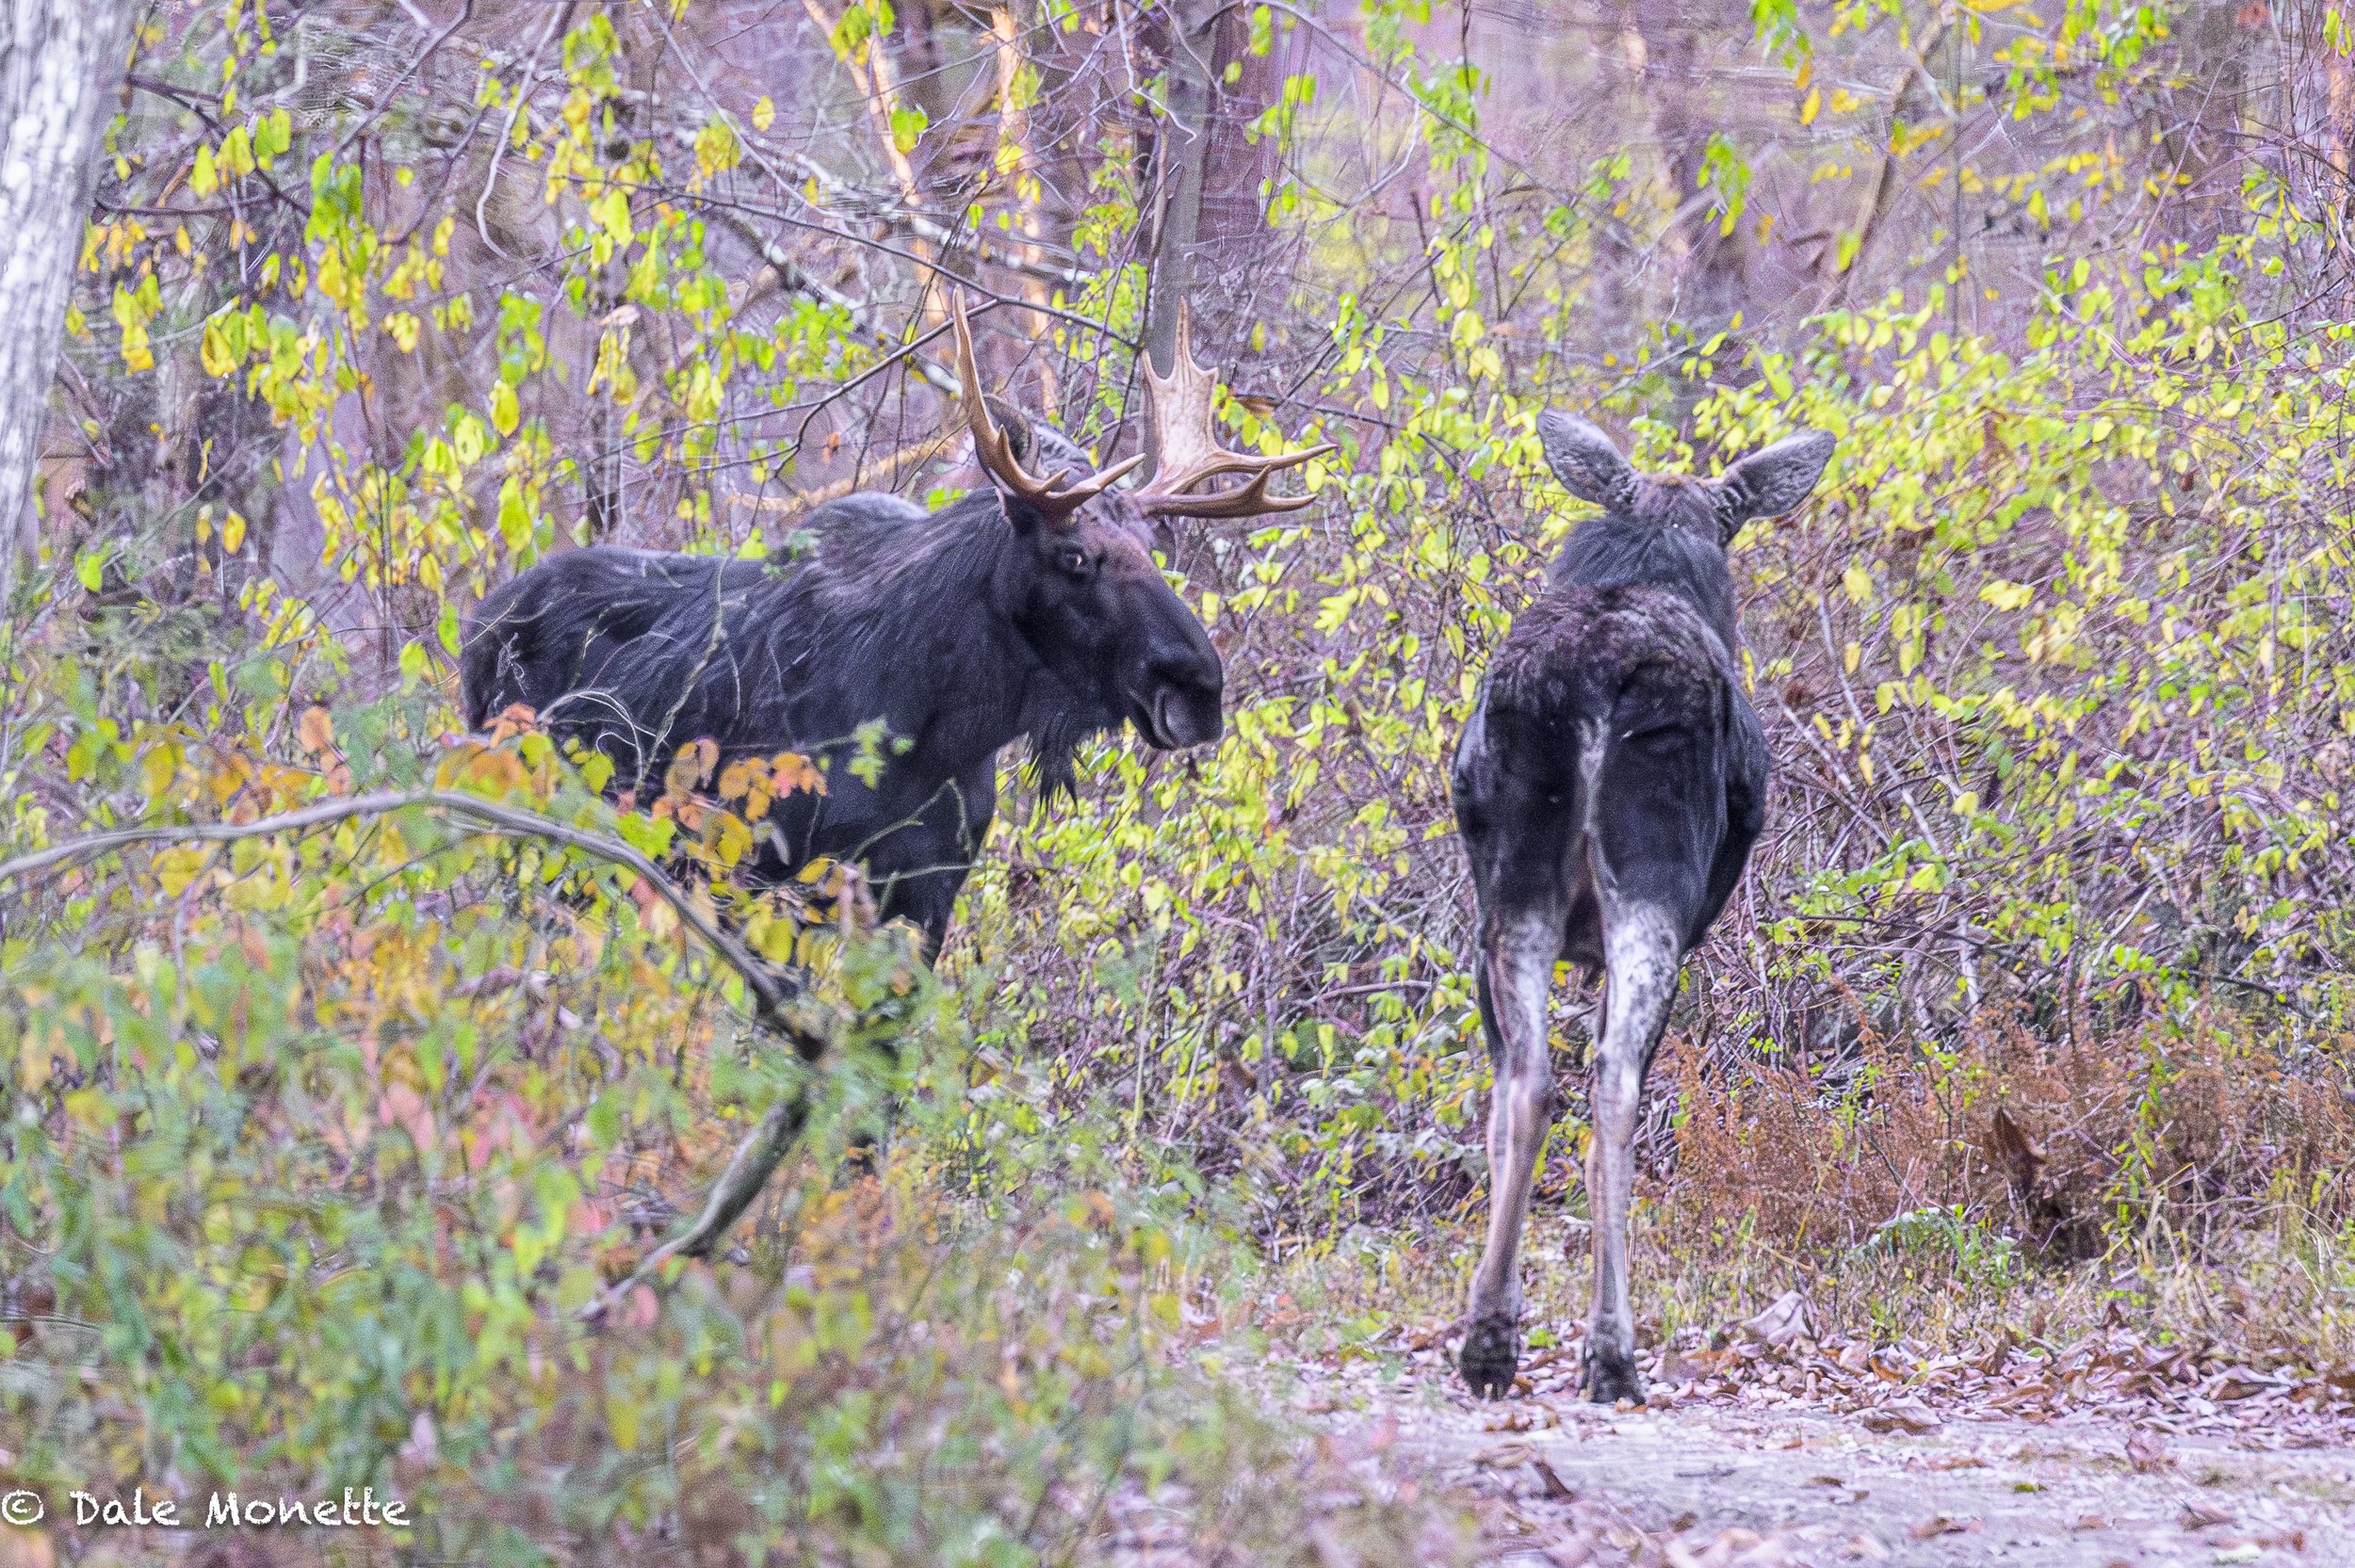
0,0,131,601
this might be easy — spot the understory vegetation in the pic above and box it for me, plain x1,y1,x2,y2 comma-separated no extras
5,0,2354,1562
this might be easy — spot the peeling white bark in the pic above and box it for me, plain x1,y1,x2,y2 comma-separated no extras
0,0,131,597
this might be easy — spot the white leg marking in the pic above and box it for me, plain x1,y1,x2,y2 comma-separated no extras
1585,898,1680,1396
1468,911,1560,1333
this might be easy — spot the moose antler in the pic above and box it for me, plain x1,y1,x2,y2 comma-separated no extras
950,293,1143,521
1132,305,1334,520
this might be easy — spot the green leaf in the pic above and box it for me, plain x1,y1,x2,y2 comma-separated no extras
496,477,535,553
888,105,928,155
257,107,293,165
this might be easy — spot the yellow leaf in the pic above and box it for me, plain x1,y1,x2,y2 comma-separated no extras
752,95,775,132
221,510,247,553
1799,87,1821,126
155,844,209,897
20,1033,51,1092
140,742,179,801
665,738,716,798
606,1387,641,1452
710,812,751,867
490,380,519,436
200,319,236,377
1842,563,1873,604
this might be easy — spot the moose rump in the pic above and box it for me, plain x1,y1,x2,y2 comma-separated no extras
1457,587,1747,981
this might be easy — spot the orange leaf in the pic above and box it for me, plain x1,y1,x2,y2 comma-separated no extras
297,704,334,753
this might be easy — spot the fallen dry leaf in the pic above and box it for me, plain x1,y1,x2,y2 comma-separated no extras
1531,1452,1577,1501
1470,1441,1533,1468
1735,1290,1813,1350
2126,1427,2174,1473
1916,1452,1984,1471
1859,1399,1942,1434
1908,1514,1977,1540
2180,1500,2236,1530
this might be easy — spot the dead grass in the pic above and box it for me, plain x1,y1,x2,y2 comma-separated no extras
1258,1002,2355,1373
1665,1003,2355,1258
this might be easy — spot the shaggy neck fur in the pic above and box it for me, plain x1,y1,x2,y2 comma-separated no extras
764,490,1096,798
1544,477,1741,660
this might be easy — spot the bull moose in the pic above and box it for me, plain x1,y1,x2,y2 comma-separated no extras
1451,412,1834,1401
461,296,1329,957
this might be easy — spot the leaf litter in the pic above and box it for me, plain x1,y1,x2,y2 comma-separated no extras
1226,1290,2355,1567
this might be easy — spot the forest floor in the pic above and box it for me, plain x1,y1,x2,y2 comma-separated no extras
1133,1226,2355,1568
1275,1350,2355,1567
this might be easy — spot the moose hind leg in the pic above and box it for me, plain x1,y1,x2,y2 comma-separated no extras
1583,897,1680,1404
1460,905,1563,1398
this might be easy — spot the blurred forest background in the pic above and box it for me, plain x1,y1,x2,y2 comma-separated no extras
4,0,2354,1561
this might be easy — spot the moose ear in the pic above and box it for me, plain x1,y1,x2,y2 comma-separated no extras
1536,410,1639,513
981,395,1037,466
975,395,1053,534
1713,428,1835,536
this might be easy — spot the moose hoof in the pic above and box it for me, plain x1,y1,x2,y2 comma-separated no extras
1582,1345,1644,1405
1459,1317,1520,1399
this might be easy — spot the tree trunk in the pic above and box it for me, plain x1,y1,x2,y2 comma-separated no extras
1142,0,1216,386
0,0,131,601
1142,0,1289,463
1630,3,1752,414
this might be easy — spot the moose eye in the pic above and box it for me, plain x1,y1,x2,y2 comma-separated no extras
1055,544,1092,577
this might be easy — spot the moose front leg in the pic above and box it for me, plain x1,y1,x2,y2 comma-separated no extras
1460,907,1563,1398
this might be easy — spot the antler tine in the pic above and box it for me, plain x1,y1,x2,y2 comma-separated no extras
950,292,1144,520
1134,304,1334,521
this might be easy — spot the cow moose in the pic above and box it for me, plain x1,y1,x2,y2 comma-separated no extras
1450,412,1834,1401
461,295,1330,958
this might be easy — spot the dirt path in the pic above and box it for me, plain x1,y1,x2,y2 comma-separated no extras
1279,1339,2355,1566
